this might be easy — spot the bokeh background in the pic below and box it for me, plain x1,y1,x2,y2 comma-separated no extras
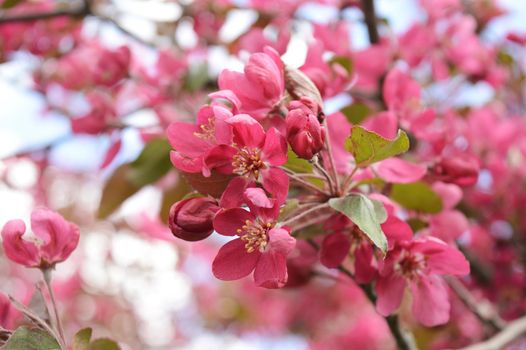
1,1,526,349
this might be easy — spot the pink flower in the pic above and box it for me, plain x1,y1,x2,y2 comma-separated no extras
286,97,325,159
218,47,285,120
320,213,413,284
93,45,131,87
204,114,289,201
212,188,296,288
1,208,80,269
70,91,116,135
376,237,470,326
431,155,480,186
167,105,233,174
168,197,220,241
376,158,427,184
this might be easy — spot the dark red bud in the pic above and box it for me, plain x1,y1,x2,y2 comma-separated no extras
168,197,220,241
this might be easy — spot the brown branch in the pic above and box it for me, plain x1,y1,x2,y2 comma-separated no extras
361,0,379,44
446,276,505,332
458,316,526,350
0,2,89,24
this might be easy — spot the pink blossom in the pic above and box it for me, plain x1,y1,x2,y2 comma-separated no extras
212,188,296,288
376,158,427,184
218,47,285,120
204,114,289,201
70,91,116,135
286,97,325,159
1,208,80,269
376,237,470,326
167,105,233,174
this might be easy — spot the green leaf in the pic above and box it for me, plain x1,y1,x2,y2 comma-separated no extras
278,199,300,221
283,147,312,173
128,138,172,187
88,339,121,350
341,103,371,125
1,327,60,350
183,63,209,92
390,182,443,214
345,126,410,167
97,164,141,219
329,194,388,253
330,56,353,74
72,328,92,350
1,0,23,9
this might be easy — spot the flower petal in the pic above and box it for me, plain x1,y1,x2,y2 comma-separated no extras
376,158,426,184
320,232,351,268
213,208,255,236
262,167,289,205
262,128,287,166
410,275,450,327
212,238,259,281
375,273,407,316
31,208,80,265
1,220,40,267
254,250,288,288
267,228,296,256
227,114,266,147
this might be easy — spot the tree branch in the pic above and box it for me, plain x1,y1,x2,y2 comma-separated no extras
361,0,380,44
0,2,89,24
458,316,526,350
445,276,505,332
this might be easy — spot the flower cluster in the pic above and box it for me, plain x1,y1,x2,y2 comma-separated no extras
166,45,471,326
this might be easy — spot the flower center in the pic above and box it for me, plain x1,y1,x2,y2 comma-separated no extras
396,252,426,280
232,146,265,179
194,117,215,141
237,219,273,253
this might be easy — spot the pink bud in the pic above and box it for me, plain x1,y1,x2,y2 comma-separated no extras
168,197,220,241
286,97,325,159
1,208,80,269
432,156,479,186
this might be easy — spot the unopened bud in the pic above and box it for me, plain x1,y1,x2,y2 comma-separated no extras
168,197,220,241
286,97,325,159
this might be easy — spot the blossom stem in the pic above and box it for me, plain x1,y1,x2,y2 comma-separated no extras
281,167,331,196
42,269,66,349
312,157,335,194
322,121,341,195
280,203,329,227
342,166,359,194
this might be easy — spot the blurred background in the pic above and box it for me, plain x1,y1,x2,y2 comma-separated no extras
1,0,526,349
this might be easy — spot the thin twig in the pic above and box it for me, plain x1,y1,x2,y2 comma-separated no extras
445,276,505,331
311,156,335,194
281,167,331,196
42,269,66,349
322,120,341,195
280,203,329,227
458,316,526,350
